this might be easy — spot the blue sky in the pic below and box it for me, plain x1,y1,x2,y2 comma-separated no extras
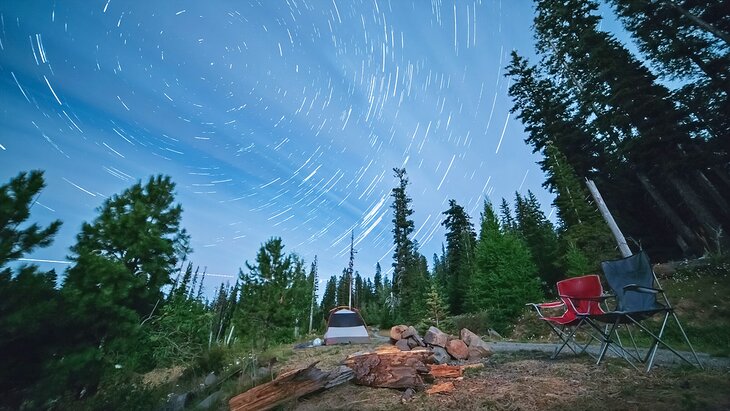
1,0,562,296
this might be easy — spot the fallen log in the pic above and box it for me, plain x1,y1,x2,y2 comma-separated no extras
428,364,463,379
343,346,434,389
228,362,353,411
426,381,455,395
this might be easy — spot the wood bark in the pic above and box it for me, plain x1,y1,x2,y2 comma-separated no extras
343,346,434,389
428,364,463,379
669,175,722,239
228,362,353,411
586,179,632,257
426,382,455,395
660,0,730,45
636,172,700,255
695,171,730,218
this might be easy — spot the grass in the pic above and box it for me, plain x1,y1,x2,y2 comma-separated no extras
137,256,730,410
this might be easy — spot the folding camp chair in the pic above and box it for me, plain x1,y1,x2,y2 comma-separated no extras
588,252,703,372
527,275,608,359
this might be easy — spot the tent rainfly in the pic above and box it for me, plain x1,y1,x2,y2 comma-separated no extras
323,306,370,345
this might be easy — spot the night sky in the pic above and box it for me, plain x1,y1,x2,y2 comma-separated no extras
1,0,570,295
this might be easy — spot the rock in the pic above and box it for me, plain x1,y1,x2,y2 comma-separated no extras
468,345,492,360
459,328,479,346
203,372,218,387
407,337,419,349
390,325,409,341
424,326,449,348
164,392,189,411
401,387,416,403
445,339,468,360
431,346,451,364
395,339,411,351
196,390,223,409
460,328,492,350
402,326,418,339
312,337,322,346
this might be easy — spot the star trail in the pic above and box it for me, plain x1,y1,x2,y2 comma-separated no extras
0,0,550,292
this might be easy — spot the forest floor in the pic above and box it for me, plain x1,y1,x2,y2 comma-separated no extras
234,340,730,411
161,257,730,410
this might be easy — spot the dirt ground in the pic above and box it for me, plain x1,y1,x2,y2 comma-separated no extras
267,346,730,411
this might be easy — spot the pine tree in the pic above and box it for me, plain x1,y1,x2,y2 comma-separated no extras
307,257,319,333
441,199,476,315
608,0,729,150
424,282,449,327
234,238,308,347
64,174,190,318
320,275,338,316
533,0,725,256
0,171,63,403
514,191,561,290
373,262,382,292
336,269,351,308
390,168,421,322
543,143,617,271
468,201,543,333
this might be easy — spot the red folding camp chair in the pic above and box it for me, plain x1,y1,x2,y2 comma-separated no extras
528,274,607,359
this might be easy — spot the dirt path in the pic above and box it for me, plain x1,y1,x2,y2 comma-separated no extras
486,341,730,369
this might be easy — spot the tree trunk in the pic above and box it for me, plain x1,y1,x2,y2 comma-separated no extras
669,175,723,250
695,171,730,219
636,172,701,255
228,362,353,411
342,346,434,389
586,180,632,257
660,0,730,45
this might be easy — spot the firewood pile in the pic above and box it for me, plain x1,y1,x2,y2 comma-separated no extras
228,326,494,410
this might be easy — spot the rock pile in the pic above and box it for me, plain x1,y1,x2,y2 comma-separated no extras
390,325,493,363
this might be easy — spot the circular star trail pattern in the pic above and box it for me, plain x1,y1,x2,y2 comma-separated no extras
0,0,551,289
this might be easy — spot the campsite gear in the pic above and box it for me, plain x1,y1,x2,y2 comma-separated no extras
588,252,703,372
323,306,370,345
527,275,607,359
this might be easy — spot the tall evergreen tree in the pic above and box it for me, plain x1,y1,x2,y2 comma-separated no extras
320,275,338,317
234,238,308,347
63,175,190,318
468,201,543,333
390,168,421,322
441,199,476,315
514,191,561,290
0,171,62,404
608,0,729,150
59,175,190,393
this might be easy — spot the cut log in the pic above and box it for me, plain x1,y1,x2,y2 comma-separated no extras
428,364,463,379
426,381,455,395
343,347,434,389
228,362,352,411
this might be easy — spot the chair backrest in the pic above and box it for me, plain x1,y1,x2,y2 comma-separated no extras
600,252,664,312
556,274,605,315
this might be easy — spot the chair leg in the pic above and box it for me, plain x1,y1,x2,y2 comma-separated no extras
671,311,704,370
644,312,669,372
626,314,698,371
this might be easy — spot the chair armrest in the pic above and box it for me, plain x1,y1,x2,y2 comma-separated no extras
624,284,663,294
526,301,564,318
559,294,613,302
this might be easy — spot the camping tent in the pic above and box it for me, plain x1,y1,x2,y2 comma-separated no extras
323,306,371,345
